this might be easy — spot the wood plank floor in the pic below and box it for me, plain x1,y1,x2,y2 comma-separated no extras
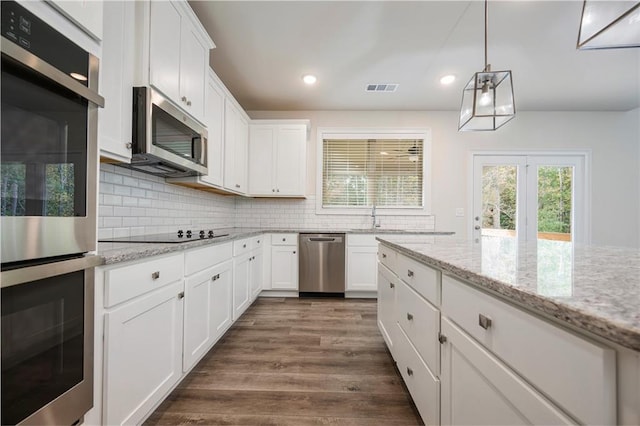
145,297,423,425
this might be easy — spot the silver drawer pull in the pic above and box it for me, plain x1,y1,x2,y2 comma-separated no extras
382,253,387,258
151,271,160,280
282,238,286,242
407,270,414,278
407,313,413,321
243,243,247,248
389,283,395,289
479,314,492,330
407,367,413,376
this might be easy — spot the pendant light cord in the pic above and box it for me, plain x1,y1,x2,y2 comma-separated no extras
484,0,490,72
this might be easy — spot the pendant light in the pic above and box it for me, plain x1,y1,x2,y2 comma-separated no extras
459,0,515,132
577,0,640,50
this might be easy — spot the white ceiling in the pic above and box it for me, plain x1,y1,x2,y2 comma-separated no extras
189,1,640,112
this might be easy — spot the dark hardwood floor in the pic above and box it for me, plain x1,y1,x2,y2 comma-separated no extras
145,297,422,425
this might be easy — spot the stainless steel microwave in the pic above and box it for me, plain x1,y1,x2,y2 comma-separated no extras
129,86,208,177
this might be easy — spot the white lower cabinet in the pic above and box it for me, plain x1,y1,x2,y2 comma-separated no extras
250,246,263,300
233,249,251,320
232,236,263,318
377,264,397,352
346,234,378,292
440,317,575,426
270,234,298,290
183,259,233,372
104,281,184,426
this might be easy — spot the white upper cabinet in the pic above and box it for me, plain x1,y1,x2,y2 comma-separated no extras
200,72,225,187
224,100,249,194
98,0,135,162
248,121,309,197
148,0,213,123
48,0,103,40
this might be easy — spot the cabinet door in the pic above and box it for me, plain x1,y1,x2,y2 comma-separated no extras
223,100,238,191
104,282,184,426
235,115,249,192
271,246,298,290
275,125,306,196
346,246,378,291
201,76,225,187
377,265,397,353
233,255,250,320
440,318,575,426
183,266,216,372
98,0,134,162
210,260,233,343
248,125,276,195
250,249,263,300
149,1,181,103
49,0,104,40
179,23,207,122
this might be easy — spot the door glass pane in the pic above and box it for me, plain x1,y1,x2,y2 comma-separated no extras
537,166,573,242
481,165,517,238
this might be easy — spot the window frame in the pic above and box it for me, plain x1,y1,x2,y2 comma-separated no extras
316,128,432,216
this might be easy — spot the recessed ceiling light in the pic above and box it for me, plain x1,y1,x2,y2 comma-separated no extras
302,74,317,85
440,74,456,85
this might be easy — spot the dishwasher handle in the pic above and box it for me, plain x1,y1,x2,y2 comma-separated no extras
306,237,343,243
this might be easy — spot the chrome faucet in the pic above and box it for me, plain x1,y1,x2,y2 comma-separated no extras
371,205,380,228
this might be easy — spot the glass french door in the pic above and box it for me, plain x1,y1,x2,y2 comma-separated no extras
472,154,587,244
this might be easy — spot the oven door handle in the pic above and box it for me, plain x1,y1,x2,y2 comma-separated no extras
1,255,104,288
1,36,105,107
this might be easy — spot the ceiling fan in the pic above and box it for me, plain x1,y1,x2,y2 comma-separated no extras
380,144,422,162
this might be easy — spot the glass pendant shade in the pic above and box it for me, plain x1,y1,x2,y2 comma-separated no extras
458,69,515,131
577,0,640,49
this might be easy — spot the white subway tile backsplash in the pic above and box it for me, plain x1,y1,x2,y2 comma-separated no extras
99,164,436,236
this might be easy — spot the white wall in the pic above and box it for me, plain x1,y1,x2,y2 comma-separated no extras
249,110,640,247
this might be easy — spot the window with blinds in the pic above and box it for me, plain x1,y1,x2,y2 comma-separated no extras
322,138,424,208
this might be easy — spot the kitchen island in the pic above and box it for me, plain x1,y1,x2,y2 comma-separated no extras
377,234,639,425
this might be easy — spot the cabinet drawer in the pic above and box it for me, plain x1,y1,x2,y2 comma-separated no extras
347,233,376,246
395,324,440,426
397,280,440,375
251,235,264,250
378,244,397,272
442,275,616,426
271,233,297,246
233,238,251,256
104,253,183,308
397,254,440,306
184,242,232,276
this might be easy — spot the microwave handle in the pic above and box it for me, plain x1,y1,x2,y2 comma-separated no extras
1,36,105,107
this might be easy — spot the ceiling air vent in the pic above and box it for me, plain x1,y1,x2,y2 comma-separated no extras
366,83,398,93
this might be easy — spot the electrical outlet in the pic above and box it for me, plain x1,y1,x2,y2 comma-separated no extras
455,208,464,217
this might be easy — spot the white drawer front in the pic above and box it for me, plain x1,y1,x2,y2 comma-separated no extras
442,275,616,426
347,233,376,246
251,235,264,250
233,238,251,256
271,233,297,246
184,242,232,276
397,254,440,306
104,253,184,308
378,244,397,272
395,324,440,426
397,280,440,375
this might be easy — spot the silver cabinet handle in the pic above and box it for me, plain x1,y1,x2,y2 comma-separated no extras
479,314,492,330
438,333,447,344
178,291,184,299
407,270,414,278
407,367,413,376
407,313,413,321
277,189,280,192
243,243,247,248
257,240,260,244
272,189,275,192
293,251,296,254
211,274,220,281
235,184,241,188
475,225,481,230
282,238,286,242
151,271,160,280
181,96,187,102
125,142,132,150
389,282,395,289
186,100,192,106
382,253,387,258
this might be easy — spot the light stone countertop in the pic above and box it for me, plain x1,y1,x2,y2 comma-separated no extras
377,235,640,352
97,227,454,265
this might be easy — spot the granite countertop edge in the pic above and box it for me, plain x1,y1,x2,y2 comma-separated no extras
376,238,640,352
97,228,454,265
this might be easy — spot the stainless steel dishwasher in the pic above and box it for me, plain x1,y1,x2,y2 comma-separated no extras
299,233,345,296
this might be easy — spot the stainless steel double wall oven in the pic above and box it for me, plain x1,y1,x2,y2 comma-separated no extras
1,1,103,424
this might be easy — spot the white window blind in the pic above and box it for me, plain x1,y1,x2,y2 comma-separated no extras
322,138,424,208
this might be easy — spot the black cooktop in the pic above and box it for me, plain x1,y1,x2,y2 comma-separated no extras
99,230,229,244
